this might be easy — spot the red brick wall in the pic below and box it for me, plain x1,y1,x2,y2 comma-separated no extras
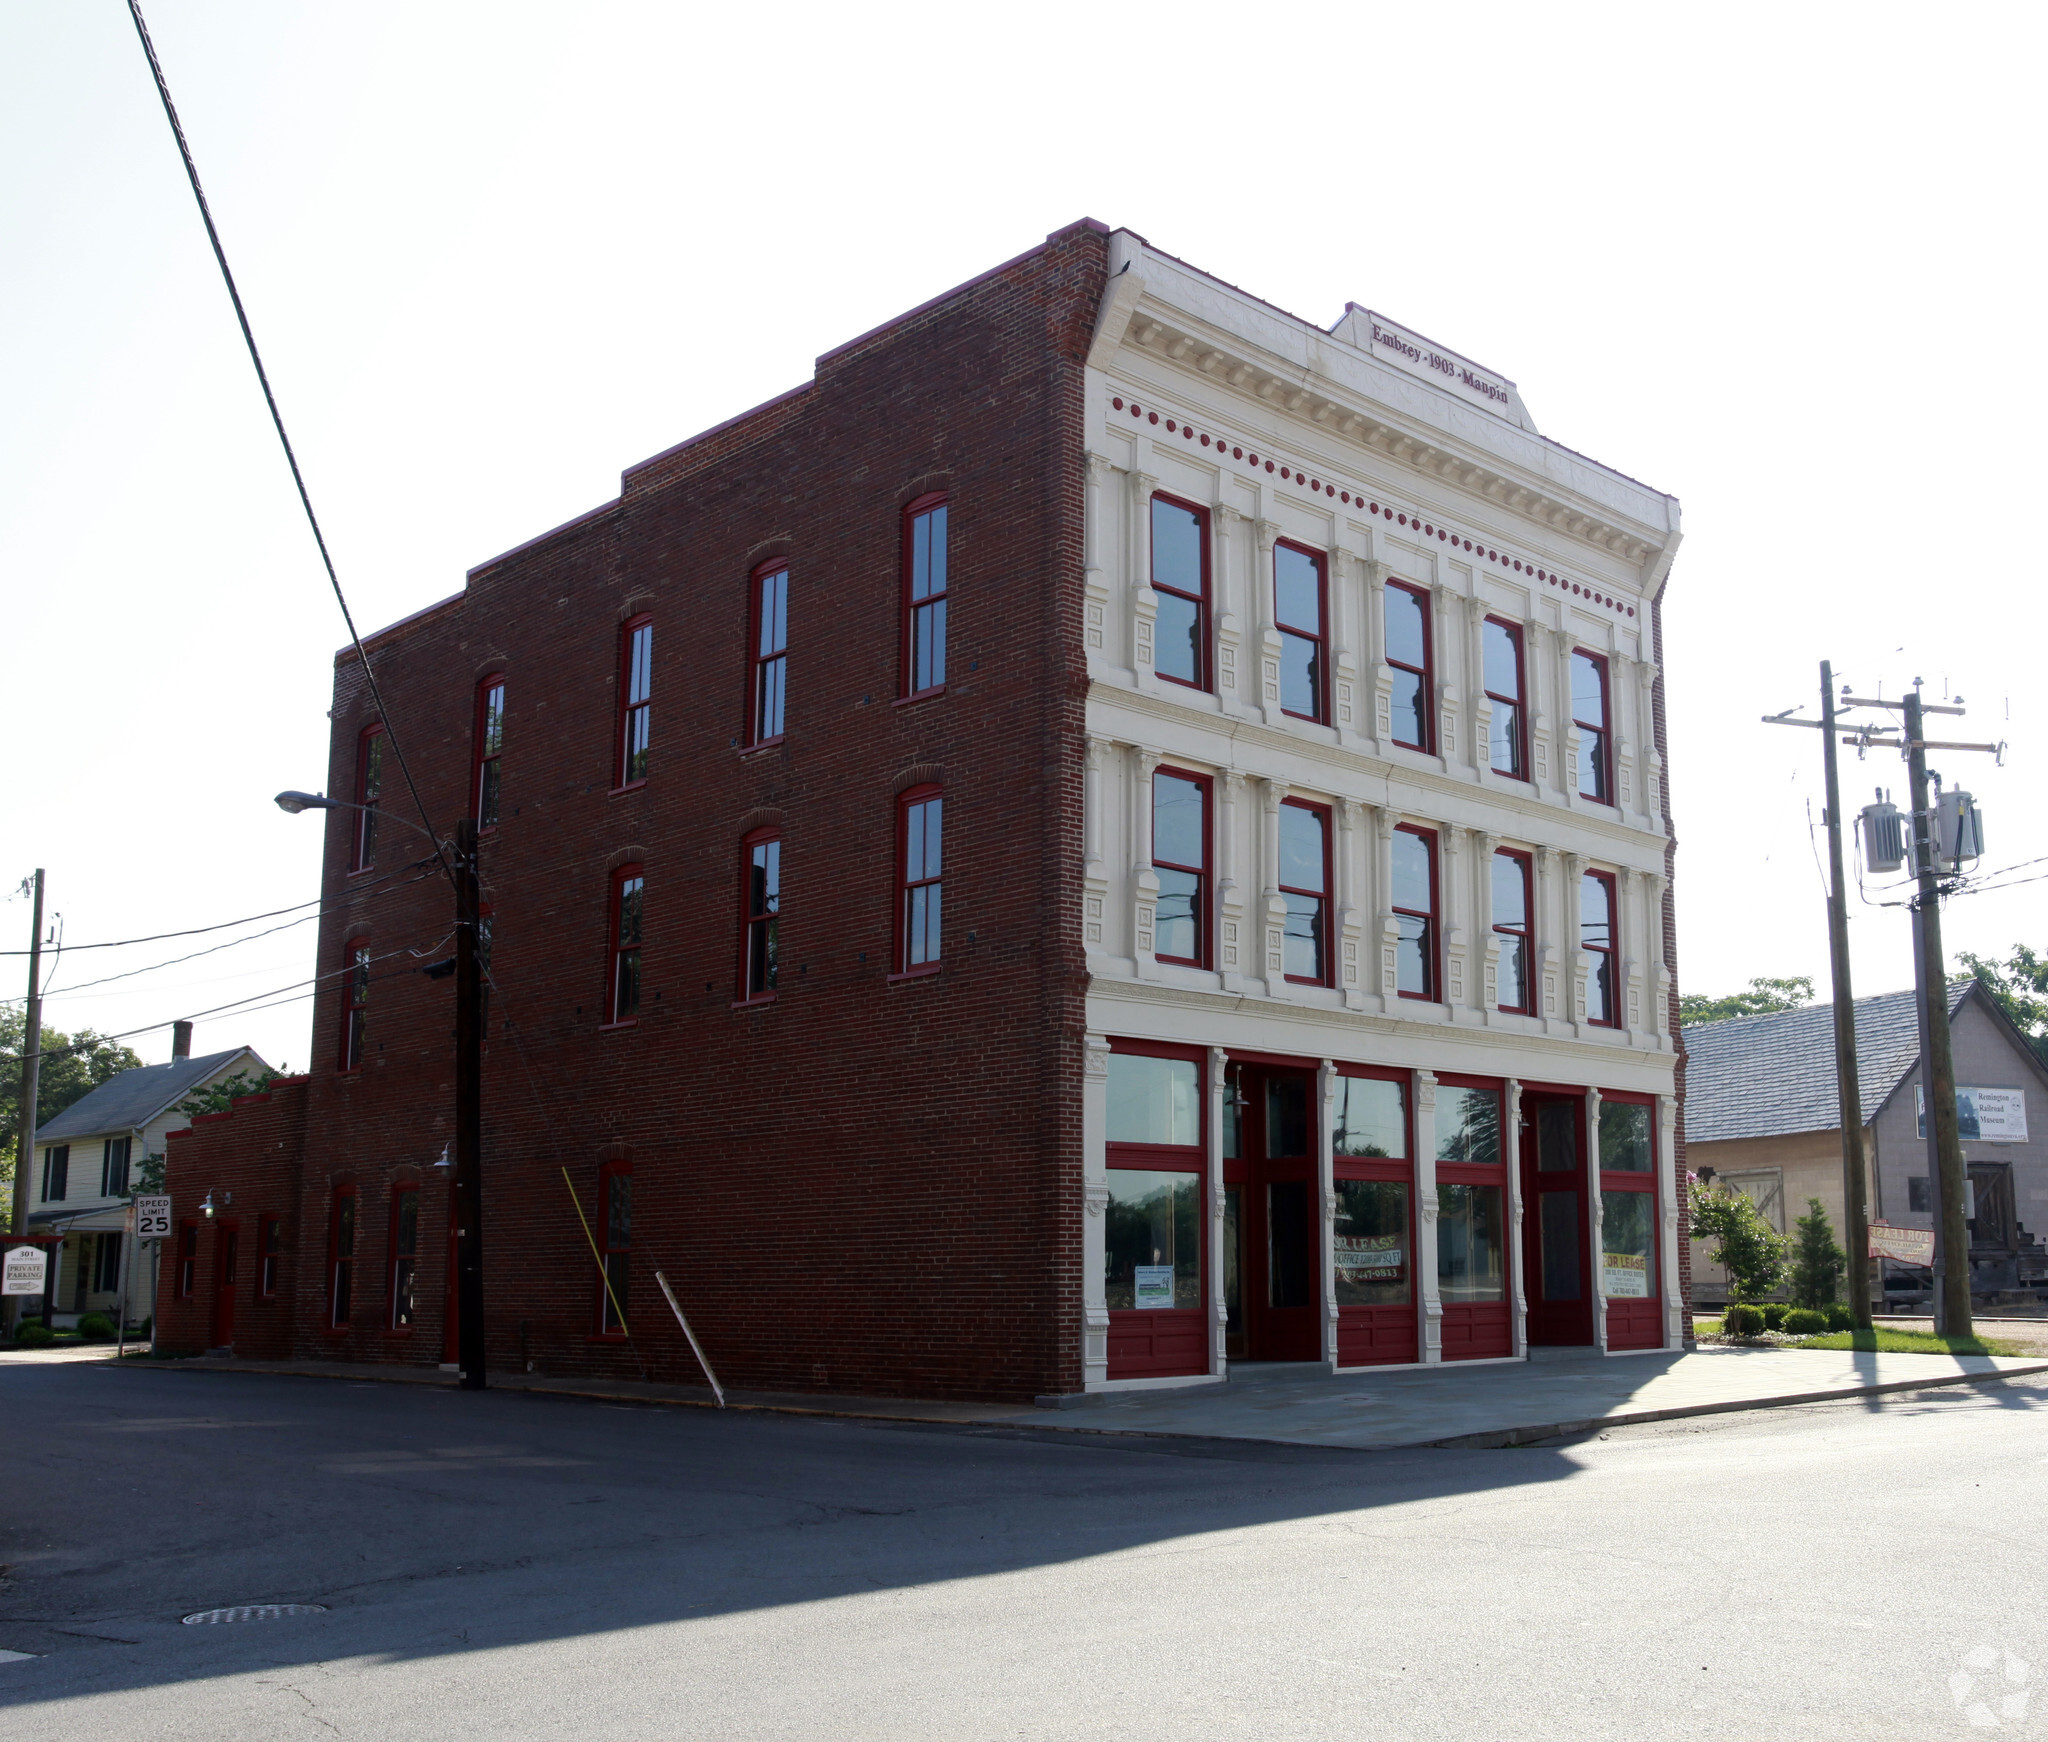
165,222,1109,1400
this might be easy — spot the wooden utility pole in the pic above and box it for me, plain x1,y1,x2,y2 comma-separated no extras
1817,665,1873,1328
6,870,46,1336
452,820,486,1389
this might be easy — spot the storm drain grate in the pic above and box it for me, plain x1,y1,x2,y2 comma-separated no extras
182,1604,329,1626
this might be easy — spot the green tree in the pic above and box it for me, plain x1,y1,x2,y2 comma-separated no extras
1679,976,1816,1028
1690,1179,1790,1303
1788,1196,1847,1309
173,1068,281,1120
1958,945,2048,1067
0,1007,143,1190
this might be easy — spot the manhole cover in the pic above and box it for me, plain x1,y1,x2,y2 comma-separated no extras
182,1604,328,1626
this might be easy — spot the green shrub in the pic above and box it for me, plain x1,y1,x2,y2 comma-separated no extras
1790,1198,1847,1308
1723,1304,1766,1337
1824,1302,1855,1331
1689,1180,1790,1304
138,1315,153,1339
1783,1308,1828,1334
14,1322,56,1346
1761,1303,1791,1331
77,1313,116,1342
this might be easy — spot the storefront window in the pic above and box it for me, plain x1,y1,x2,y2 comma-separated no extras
1436,1087,1501,1165
1105,1170,1201,1309
1437,1183,1506,1303
1335,1076,1406,1158
1599,1100,1654,1171
1107,1054,1200,1147
1602,1191,1655,1299
1335,1180,1410,1305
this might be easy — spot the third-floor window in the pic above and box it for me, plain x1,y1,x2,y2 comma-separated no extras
1483,619,1525,779
903,495,948,699
1573,650,1611,804
1384,583,1432,751
474,677,505,828
618,618,652,788
1150,495,1208,690
750,565,788,744
352,724,384,870
1274,542,1326,722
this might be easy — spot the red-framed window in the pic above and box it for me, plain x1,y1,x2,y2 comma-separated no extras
176,1221,198,1298
1151,768,1209,968
259,1215,282,1300
1150,494,1209,691
1278,799,1331,985
1483,618,1527,779
1104,1038,1207,1380
597,1162,631,1336
1491,848,1534,1015
338,938,370,1072
1597,1093,1660,1348
902,494,948,699
1333,1064,1418,1367
1434,1074,1510,1359
1274,541,1327,722
1581,868,1618,1026
607,866,644,1024
1572,650,1611,803
617,615,653,788
389,1184,419,1331
352,724,385,870
1392,825,1439,1000
474,676,505,829
749,563,788,745
328,1186,357,1329
740,829,780,1002
897,785,942,973
1384,582,1433,751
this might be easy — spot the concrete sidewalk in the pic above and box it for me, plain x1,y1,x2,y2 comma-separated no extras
71,1342,2048,1450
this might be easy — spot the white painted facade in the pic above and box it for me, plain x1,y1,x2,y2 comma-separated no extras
1077,230,1685,1390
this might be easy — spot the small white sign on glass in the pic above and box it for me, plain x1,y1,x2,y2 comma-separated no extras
1602,1253,1649,1298
1132,1265,1175,1309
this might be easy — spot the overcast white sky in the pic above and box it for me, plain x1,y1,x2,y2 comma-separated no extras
3,1,2042,1073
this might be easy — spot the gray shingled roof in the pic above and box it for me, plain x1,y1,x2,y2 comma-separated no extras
1683,983,1973,1144
33,1049,258,1142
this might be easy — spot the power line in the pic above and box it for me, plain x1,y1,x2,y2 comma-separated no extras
124,0,447,885
0,896,322,956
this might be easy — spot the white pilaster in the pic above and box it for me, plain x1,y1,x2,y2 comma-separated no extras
1082,1033,1111,1389
1415,1068,1443,1363
1586,1085,1608,1353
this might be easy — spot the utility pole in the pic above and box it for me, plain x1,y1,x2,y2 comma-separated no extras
1817,665,1873,1328
6,870,46,1337
452,820,486,1389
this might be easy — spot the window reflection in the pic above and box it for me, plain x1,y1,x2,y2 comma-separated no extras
1107,1053,1200,1147
1335,1076,1406,1158
1436,1183,1505,1302
1599,1099,1654,1171
1335,1180,1410,1305
1105,1170,1201,1310
1435,1087,1500,1165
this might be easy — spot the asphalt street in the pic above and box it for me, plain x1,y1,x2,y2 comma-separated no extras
2,1358,2044,1740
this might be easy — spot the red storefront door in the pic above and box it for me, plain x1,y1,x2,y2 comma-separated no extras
1521,1097,1593,1346
1228,1067,1320,1363
211,1222,240,1348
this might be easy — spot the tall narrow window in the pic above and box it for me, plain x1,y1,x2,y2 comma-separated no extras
337,940,370,1071
329,1187,356,1328
177,1222,198,1298
1492,849,1533,1014
903,495,948,698
1573,650,1611,803
1152,770,1210,968
1279,800,1331,985
750,564,788,743
101,1136,131,1198
259,1216,282,1300
1150,496,1209,690
1393,826,1439,1000
1274,542,1326,722
741,830,780,1001
608,868,644,1023
41,1144,69,1202
390,1185,419,1329
898,787,943,971
474,677,505,829
1484,619,1526,778
353,724,385,869
598,1164,631,1334
618,617,653,787
94,1232,122,1294
1384,583,1433,751
1581,868,1618,1025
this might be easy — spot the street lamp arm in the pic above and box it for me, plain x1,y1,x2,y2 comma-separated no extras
273,791,446,851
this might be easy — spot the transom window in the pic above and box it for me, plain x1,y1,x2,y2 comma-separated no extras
1384,583,1432,751
1491,848,1533,1014
353,724,384,869
1581,868,1618,1025
1392,825,1438,1000
1278,799,1330,985
608,867,644,1023
741,830,780,1001
899,787,942,972
618,617,653,787
1151,769,1209,967
1150,496,1209,689
904,495,948,698
751,565,788,744
1274,542,1326,722
474,677,505,828
1483,619,1526,778
1573,650,1611,803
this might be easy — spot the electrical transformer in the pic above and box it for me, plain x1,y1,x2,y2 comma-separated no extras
1860,800,1906,874
1936,790,1984,871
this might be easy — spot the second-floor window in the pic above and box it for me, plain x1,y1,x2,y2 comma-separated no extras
1279,799,1331,984
474,677,505,828
41,1144,68,1202
618,617,653,787
1392,825,1438,1000
1492,849,1533,1014
598,1163,632,1334
1274,542,1326,722
177,1222,197,1297
1384,583,1432,751
260,1216,282,1298
340,941,370,1071
329,1187,356,1327
904,495,948,698
741,830,780,1000
751,564,788,743
390,1185,419,1329
1484,619,1526,779
101,1137,131,1198
1573,650,1611,803
1152,769,1209,967
608,868,644,1023
1150,495,1208,689
1582,869,1618,1025
899,786,943,971
353,724,384,869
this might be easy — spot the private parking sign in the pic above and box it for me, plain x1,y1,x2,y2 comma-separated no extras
3,1246,48,1296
